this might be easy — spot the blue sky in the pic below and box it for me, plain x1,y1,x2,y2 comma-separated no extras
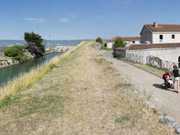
0,0,180,40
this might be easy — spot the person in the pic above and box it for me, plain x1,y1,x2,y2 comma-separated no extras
172,65,179,93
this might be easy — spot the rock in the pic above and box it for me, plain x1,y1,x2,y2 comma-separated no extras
167,123,173,128
160,116,176,124
172,122,180,128
175,127,180,134
144,101,155,109
24,43,44,58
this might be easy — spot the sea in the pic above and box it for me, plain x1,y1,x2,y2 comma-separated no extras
0,40,84,48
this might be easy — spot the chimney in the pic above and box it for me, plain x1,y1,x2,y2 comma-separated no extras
153,22,158,28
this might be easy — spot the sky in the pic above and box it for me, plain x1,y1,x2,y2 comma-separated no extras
0,0,180,40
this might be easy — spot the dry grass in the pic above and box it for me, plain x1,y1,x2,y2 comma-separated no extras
0,41,174,135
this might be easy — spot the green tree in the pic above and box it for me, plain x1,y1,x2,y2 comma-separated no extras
114,38,124,48
96,37,103,44
24,32,45,52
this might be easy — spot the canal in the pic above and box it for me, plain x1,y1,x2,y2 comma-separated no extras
0,53,61,87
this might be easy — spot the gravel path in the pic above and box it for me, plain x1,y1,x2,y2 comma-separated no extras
102,50,180,123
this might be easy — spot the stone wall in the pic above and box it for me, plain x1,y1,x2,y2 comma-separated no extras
55,46,74,52
113,47,180,70
113,48,126,58
0,59,19,68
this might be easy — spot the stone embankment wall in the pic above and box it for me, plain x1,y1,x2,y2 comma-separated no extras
0,59,19,68
55,46,74,52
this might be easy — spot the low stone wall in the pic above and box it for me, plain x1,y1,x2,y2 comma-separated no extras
113,47,179,70
0,59,19,68
55,46,74,52
113,48,126,58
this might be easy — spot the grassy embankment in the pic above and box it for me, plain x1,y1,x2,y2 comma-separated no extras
0,41,85,101
0,41,174,134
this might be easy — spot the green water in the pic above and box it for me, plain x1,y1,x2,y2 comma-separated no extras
0,53,61,87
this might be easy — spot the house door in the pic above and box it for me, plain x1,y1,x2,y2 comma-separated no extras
178,56,180,68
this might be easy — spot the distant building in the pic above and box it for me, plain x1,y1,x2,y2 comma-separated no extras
106,36,141,48
0,47,6,57
140,22,180,44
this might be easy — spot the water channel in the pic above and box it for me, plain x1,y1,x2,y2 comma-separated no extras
0,53,61,87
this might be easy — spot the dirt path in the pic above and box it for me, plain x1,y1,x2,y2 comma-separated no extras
102,50,180,123
0,43,174,135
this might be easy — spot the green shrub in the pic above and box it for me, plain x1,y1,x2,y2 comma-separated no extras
3,45,23,57
114,38,124,48
13,55,28,63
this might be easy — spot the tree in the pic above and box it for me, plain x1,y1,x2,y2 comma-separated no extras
114,38,125,48
96,37,103,44
24,32,45,53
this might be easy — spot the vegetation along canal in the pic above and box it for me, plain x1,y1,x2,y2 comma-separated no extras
0,53,61,87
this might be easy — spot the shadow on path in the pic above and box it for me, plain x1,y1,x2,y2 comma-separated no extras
153,83,175,93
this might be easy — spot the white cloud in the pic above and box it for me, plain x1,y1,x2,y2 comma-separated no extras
24,18,45,23
59,18,69,23
59,13,77,23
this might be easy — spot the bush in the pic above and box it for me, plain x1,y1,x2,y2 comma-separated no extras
3,45,23,57
13,55,28,63
114,38,124,48
96,37,103,44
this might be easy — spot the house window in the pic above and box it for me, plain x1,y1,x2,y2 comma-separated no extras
172,35,175,39
159,35,163,42
132,41,135,43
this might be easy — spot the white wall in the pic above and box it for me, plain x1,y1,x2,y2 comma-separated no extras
124,40,140,46
152,32,180,43
107,42,114,48
107,40,140,48
126,47,180,65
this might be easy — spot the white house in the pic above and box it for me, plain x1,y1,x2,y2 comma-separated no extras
140,22,180,44
106,36,141,48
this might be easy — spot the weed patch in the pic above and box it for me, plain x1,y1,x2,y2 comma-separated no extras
19,95,64,118
0,94,22,109
95,58,105,65
115,115,130,123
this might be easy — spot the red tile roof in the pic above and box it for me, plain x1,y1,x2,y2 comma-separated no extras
121,37,140,41
146,24,180,32
107,36,121,42
107,36,140,42
117,43,180,50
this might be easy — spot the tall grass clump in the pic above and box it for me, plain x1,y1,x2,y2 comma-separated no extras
0,41,85,101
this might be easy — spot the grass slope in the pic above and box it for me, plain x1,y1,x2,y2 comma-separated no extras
0,41,174,135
